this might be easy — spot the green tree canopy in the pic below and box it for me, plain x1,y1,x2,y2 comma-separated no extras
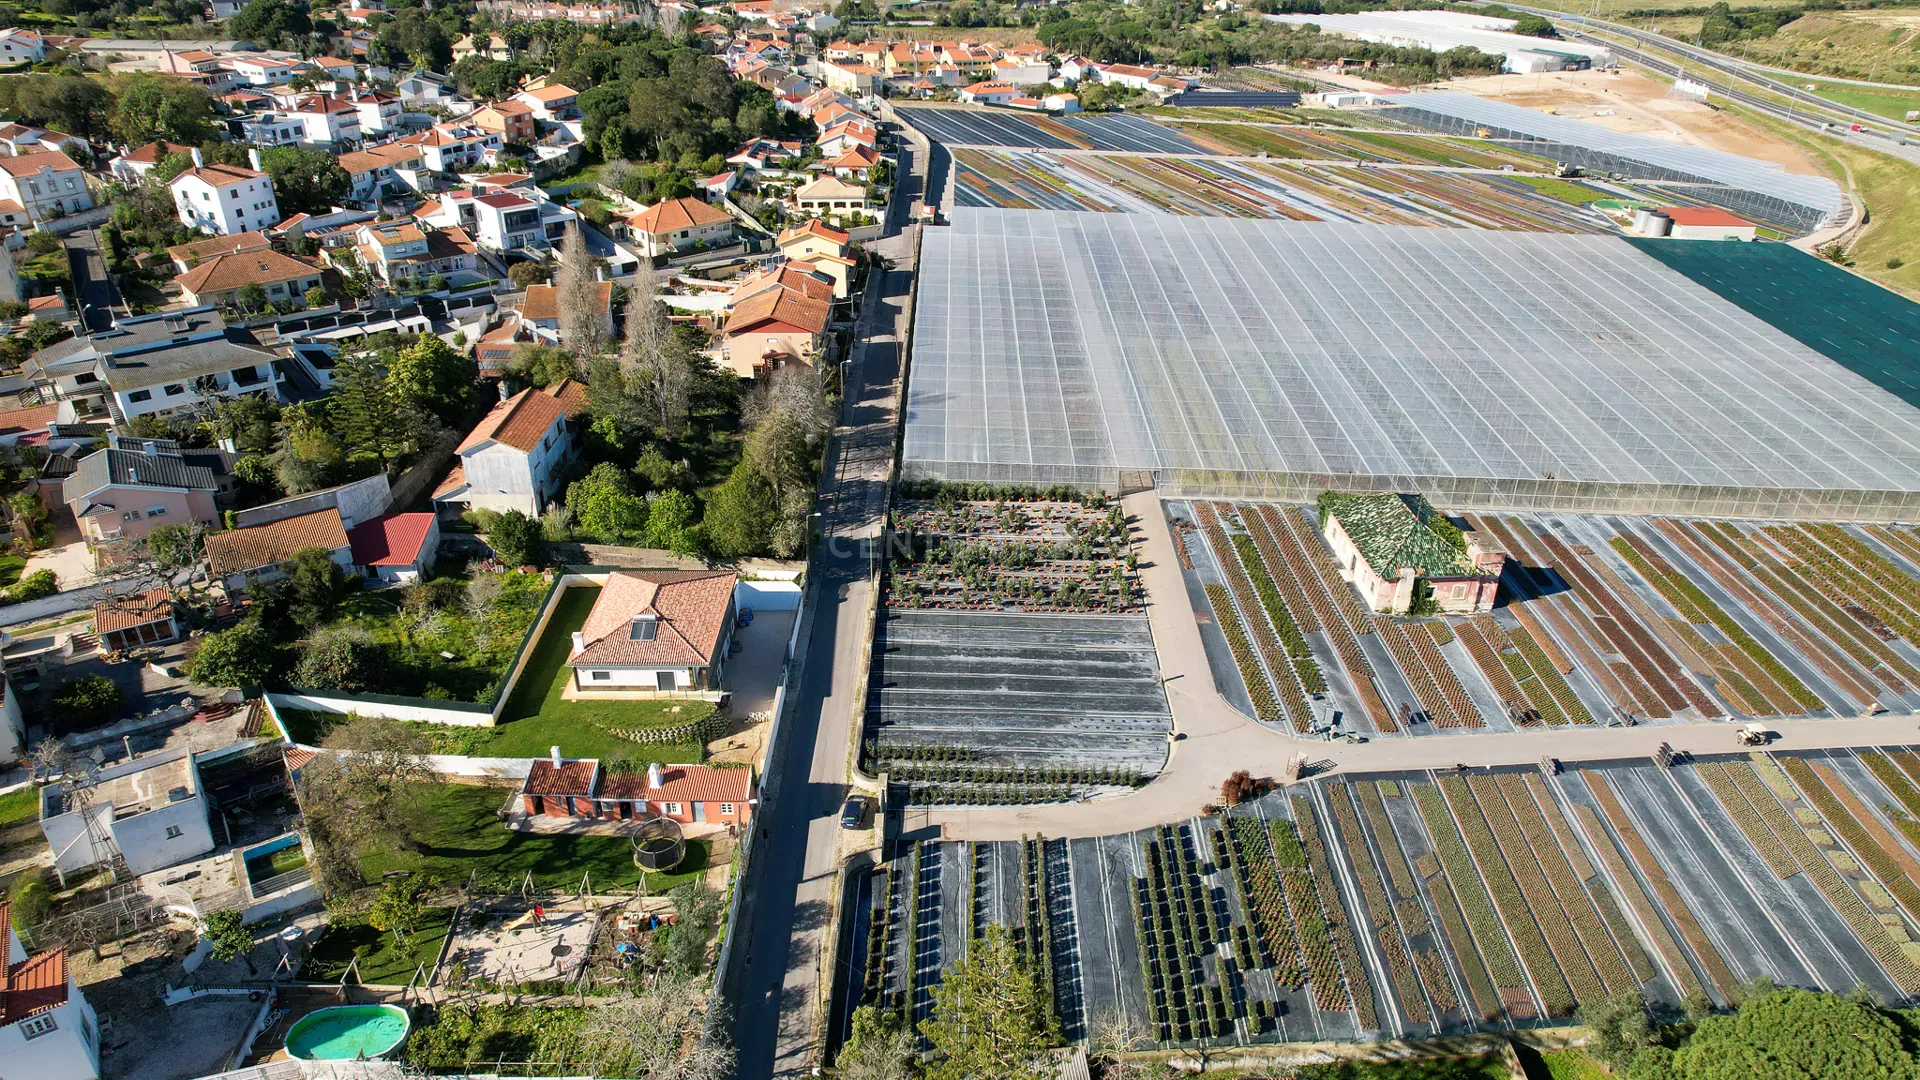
259,145,351,216
701,460,778,558
187,617,284,688
920,923,1056,1080
488,510,543,567
644,488,699,556
1659,988,1918,1080
565,462,648,544
110,75,216,147
51,675,122,729
388,333,472,422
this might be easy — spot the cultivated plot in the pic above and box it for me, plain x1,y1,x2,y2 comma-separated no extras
897,106,1206,153
843,752,1920,1053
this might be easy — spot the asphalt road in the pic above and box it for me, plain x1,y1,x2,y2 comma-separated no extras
65,227,119,333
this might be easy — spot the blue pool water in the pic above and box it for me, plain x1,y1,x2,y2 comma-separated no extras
284,1004,411,1060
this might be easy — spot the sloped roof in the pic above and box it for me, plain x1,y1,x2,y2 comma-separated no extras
600,763,753,804
546,378,589,419
0,935,69,1025
347,512,437,567
723,284,829,336
124,139,197,165
0,402,57,439
94,588,174,634
520,282,610,323
166,231,272,267
569,570,736,668
734,264,834,305
1659,205,1754,228
69,446,218,499
794,175,866,201
0,151,78,178
628,196,731,237
457,386,567,454
172,163,265,187
175,249,320,297
521,83,579,102
522,757,598,796
205,507,349,577
1321,492,1475,578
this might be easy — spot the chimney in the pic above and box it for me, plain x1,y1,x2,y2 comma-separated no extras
190,146,204,168
647,762,663,791
549,745,562,768
570,631,585,653
499,380,512,402
248,148,264,173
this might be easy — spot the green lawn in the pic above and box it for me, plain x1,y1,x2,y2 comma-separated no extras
1504,174,1612,205
0,555,25,590
1808,81,1920,123
302,905,454,984
359,783,710,892
0,786,38,829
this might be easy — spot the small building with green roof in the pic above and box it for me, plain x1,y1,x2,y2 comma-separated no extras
1317,491,1506,615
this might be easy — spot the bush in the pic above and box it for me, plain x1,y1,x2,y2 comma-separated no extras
8,868,51,928
52,674,122,729
0,568,55,604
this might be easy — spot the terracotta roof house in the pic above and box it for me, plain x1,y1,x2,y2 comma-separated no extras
719,281,830,378
0,901,100,1080
520,281,612,337
513,82,580,119
1654,205,1758,241
431,386,575,518
173,249,325,309
112,139,199,184
165,231,273,274
204,507,353,593
625,196,735,259
471,100,536,143
567,570,738,693
92,588,179,652
1317,491,1506,616
347,511,442,583
823,144,880,178
518,751,755,826
775,219,855,297
791,175,871,223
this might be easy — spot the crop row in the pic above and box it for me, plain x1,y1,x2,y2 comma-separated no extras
1241,507,1322,634
1656,520,1880,710
1409,784,1529,1000
1696,522,1919,694
1464,775,1604,1006
1457,619,1527,714
903,782,1081,805
1378,623,1461,729
1778,757,1920,929
1806,524,1920,621
1020,837,1057,1019
1227,531,1320,731
1355,782,1418,903
1510,626,1594,725
1866,525,1920,568
1262,505,1398,731
1436,776,1578,1015
1766,526,1920,646
1862,751,1920,843
1407,622,1483,728
1697,762,1801,879
1136,826,1230,1042
1293,797,1378,1028
1229,532,1316,666
879,761,1147,788
1489,774,1635,995
906,842,925,1019
1204,582,1282,724
1609,536,1822,714
863,864,899,1010
1538,531,1710,715
1225,816,1301,981
1326,783,1430,1024
1564,797,1709,1004
1271,815,1351,1012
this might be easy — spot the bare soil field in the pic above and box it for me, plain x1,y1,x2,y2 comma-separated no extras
1436,68,1823,174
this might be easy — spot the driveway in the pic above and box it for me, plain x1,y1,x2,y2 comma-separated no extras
23,513,101,589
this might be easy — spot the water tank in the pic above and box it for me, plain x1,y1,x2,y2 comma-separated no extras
1633,209,1673,237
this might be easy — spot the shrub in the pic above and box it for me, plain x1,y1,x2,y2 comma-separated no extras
52,674,122,729
0,569,56,604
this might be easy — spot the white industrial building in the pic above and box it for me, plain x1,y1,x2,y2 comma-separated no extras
1264,10,1613,73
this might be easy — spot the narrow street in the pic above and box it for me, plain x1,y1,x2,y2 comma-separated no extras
66,227,119,333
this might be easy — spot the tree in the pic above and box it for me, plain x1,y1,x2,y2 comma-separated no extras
388,333,472,422
920,923,1055,1080
201,909,257,972
8,489,46,539
143,522,204,575
367,875,435,940
283,546,347,626
488,509,542,566
569,975,734,1080
297,716,432,897
556,222,610,357
305,286,329,309
645,488,699,556
259,145,351,215
835,1007,917,1080
702,460,778,558
187,617,284,688
333,352,402,468
661,880,724,976
508,260,549,290
111,75,216,147
274,409,346,493
236,283,269,314
10,76,110,141
1662,987,1917,1079
227,0,312,46
1581,991,1658,1071
510,344,578,389
1511,13,1558,37
62,141,90,168
51,675,122,729
566,462,648,544
741,364,831,557
293,625,382,692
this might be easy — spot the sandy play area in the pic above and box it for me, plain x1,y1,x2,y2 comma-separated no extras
1433,68,1822,174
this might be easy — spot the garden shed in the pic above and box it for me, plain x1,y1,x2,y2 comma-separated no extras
92,588,179,652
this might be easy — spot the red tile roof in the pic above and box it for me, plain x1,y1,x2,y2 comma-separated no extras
457,387,568,454
1,945,68,1024
1658,205,1755,228
570,571,735,668
93,588,174,635
523,757,598,796
205,508,349,578
546,378,589,419
347,512,437,567
599,763,753,804
284,747,317,772
0,402,56,439
628,196,731,236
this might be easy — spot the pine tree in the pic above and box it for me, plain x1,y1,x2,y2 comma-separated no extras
920,923,1056,1080
333,352,398,469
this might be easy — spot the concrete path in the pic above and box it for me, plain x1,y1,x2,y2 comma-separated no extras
904,495,1920,842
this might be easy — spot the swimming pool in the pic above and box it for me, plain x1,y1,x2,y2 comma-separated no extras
284,1004,411,1061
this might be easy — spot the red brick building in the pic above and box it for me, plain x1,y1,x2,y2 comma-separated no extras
518,753,755,827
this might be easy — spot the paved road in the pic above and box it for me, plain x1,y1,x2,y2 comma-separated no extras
902,491,1920,843
728,139,923,1079
65,227,119,333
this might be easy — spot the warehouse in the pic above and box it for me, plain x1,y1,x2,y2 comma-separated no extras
904,208,1920,521
1263,11,1613,73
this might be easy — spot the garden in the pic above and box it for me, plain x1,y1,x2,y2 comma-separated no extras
885,488,1140,614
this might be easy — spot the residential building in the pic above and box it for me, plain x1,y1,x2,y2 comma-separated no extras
396,71,461,107
231,472,390,532
823,144,879,179
166,231,273,273
1318,491,1506,615
566,570,738,692
27,307,287,423
338,142,426,204
93,588,181,652
471,101,536,144
420,187,574,253
792,175,870,221
284,93,363,149
520,282,611,340
62,437,222,553
397,123,503,173
226,55,300,86
819,59,878,95
991,56,1052,85
724,138,802,172
227,113,309,150
173,248,325,308
170,152,280,236
0,900,100,1080
0,124,83,159
719,276,829,377
513,83,580,120
776,219,855,297
958,80,1018,105
0,152,91,223
815,118,878,158
519,753,755,826
430,384,576,517
352,88,403,135
346,511,441,582
41,745,216,880
204,506,352,593
626,196,735,259
309,54,361,83
0,28,47,64
345,220,478,287
111,139,199,184
1044,92,1081,113
0,676,24,766
453,33,513,62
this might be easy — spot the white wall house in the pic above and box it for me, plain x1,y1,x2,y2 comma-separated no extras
0,152,92,224
171,151,280,235
432,385,576,518
0,909,99,1080
0,28,48,64
40,747,215,882
567,570,738,693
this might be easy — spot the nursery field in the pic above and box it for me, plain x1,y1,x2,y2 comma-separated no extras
951,149,1619,231
865,493,1169,802
841,751,1920,1051
1177,502,1920,739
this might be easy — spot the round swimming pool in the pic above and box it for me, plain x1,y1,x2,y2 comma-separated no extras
284,1004,411,1061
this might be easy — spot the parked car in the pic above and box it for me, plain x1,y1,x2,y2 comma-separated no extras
840,794,871,829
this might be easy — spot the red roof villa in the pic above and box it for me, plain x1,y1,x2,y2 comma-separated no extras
567,571,738,694
519,751,755,826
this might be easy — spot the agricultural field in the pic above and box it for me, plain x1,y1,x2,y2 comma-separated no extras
952,149,1623,231
839,750,1920,1051
864,492,1169,802
1177,502,1920,738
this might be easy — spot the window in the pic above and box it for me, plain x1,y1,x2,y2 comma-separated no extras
19,1014,55,1039
26,181,37,195
590,671,610,682
163,383,185,396
664,803,681,815
145,506,167,518
74,372,97,385
128,389,152,402
164,824,182,839
718,803,735,816
121,510,141,522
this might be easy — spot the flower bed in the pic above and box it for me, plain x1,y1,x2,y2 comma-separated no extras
884,496,1140,613
1225,816,1301,982
1325,782,1429,1024
1566,798,1711,1005
1489,773,1634,996
1195,504,1307,729
1291,798,1374,1026
1205,583,1281,724
1699,761,1802,879
1782,757,1920,931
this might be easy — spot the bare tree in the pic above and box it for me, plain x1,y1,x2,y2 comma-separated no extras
1088,1007,1149,1080
571,975,735,1080
622,261,691,441
296,718,434,898
555,222,609,361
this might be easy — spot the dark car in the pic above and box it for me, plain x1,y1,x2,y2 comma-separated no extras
839,795,872,829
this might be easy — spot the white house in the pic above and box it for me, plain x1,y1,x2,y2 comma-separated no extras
566,570,738,693
0,152,91,223
40,747,216,881
397,123,502,173
0,28,47,65
352,88,404,135
284,93,363,150
170,150,280,235
0,902,99,1080
431,384,578,518
225,55,299,86
625,196,735,258
958,80,1018,105
513,82,580,120
347,511,440,583
204,506,353,593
